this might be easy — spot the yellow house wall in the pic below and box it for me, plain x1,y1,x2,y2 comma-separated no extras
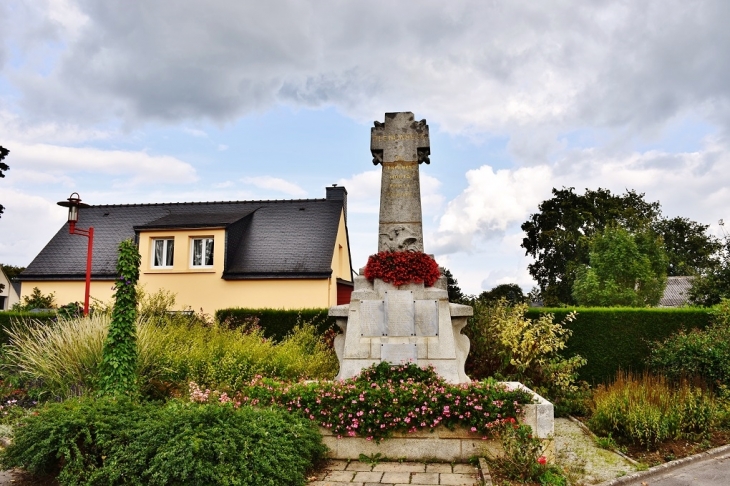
21,208,353,313
20,280,116,308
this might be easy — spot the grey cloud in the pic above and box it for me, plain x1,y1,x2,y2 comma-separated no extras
6,0,730,142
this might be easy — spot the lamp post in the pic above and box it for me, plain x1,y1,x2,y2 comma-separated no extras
57,193,93,316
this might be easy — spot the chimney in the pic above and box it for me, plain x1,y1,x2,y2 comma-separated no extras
326,185,348,222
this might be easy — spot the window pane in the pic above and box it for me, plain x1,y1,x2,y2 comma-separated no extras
193,239,202,266
154,240,164,266
205,239,214,266
165,239,174,266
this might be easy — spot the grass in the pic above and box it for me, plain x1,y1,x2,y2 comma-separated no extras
588,372,719,449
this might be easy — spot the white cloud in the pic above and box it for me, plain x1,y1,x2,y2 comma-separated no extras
5,141,198,186
240,176,307,197
183,127,208,138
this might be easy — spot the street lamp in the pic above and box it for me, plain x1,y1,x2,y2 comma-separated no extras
57,193,94,316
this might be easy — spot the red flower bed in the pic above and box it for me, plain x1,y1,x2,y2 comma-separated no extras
364,251,441,287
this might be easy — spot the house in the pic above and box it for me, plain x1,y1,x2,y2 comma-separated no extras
0,267,21,310
658,276,694,307
18,186,353,312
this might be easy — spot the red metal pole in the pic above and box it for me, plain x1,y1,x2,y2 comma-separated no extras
83,227,94,316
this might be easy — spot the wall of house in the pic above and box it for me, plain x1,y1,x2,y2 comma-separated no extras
137,227,332,312
329,209,353,305
19,280,116,307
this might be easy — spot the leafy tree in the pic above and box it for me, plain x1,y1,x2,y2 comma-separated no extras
688,232,730,306
479,283,527,305
441,268,466,303
1,264,25,280
572,226,668,307
0,145,8,218
521,187,662,306
652,217,721,276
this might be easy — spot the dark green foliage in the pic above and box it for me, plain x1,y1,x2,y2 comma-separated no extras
15,287,56,310
0,312,56,344
478,283,527,305
521,187,661,306
647,300,730,386
688,236,730,306
652,217,721,277
525,307,714,384
215,307,336,341
486,423,564,484
0,264,25,280
99,239,141,396
1,397,326,486
441,268,466,303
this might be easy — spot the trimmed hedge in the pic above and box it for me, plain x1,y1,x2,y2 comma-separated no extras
524,307,714,384
0,311,56,344
214,308,337,341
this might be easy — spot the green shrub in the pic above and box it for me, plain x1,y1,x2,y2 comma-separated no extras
486,422,565,484
464,299,587,415
215,307,336,341
0,397,326,486
4,313,338,398
588,372,717,449
647,299,730,387
11,287,56,311
525,307,713,384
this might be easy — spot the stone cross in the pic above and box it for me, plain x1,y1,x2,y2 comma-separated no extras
370,112,430,253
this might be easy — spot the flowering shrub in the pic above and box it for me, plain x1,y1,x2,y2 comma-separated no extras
486,422,565,484
364,251,440,287
189,362,533,442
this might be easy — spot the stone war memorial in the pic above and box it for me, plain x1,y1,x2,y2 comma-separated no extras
326,112,554,461
329,112,473,383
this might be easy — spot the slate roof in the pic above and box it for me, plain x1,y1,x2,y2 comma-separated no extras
20,187,348,282
659,276,694,307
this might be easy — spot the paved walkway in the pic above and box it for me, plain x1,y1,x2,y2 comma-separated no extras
603,449,730,486
309,460,481,485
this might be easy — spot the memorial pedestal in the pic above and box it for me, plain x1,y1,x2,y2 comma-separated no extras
329,270,472,383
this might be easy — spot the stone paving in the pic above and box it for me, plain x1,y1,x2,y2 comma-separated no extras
309,460,481,485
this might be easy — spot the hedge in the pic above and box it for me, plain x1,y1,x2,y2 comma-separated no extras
214,308,337,341
0,311,56,344
524,307,714,384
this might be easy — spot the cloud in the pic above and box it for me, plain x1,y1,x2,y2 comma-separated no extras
5,141,198,186
240,176,307,197
5,0,730,144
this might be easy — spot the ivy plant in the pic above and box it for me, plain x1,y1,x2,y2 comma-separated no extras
99,239,141,396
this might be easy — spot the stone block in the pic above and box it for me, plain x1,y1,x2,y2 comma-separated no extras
434,275,448,290
353,471,383,482
351,289,378,301
411,472,440,484
448,303,473,317
381,471,412,483
425,463,452,472
423,287,448,300
360,300,385,337
439,473,478,485
328,304,350,317
415,299,438,336
337,359,380,380
372,462,425,472
384,290,415,336
353,275,374,291
381,343,417,364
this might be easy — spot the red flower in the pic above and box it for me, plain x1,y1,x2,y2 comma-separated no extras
537,456,547,465
364,251,441,287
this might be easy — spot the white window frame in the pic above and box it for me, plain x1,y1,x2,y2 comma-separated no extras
190,237,214,268
151,238,175,268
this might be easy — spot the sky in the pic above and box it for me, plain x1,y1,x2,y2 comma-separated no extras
1,0,729,296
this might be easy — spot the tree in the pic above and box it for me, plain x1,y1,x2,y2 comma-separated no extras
441,268,466,303
1,264,26,280
478,284,527,305
688,228,730,306
0,145,8,218
572,226,668,307
14,287,56,310
521,187,661,306
652,217,721,276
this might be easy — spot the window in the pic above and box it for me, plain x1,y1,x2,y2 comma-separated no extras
191,237,214,267
152,238,174,268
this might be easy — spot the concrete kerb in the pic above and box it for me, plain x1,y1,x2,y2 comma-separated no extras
594,443,730,486
477,457,493,486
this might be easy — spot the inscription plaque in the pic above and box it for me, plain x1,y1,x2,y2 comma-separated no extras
384,290,415,336
381,343,418,364
360,300,385,337
415,299,439,336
